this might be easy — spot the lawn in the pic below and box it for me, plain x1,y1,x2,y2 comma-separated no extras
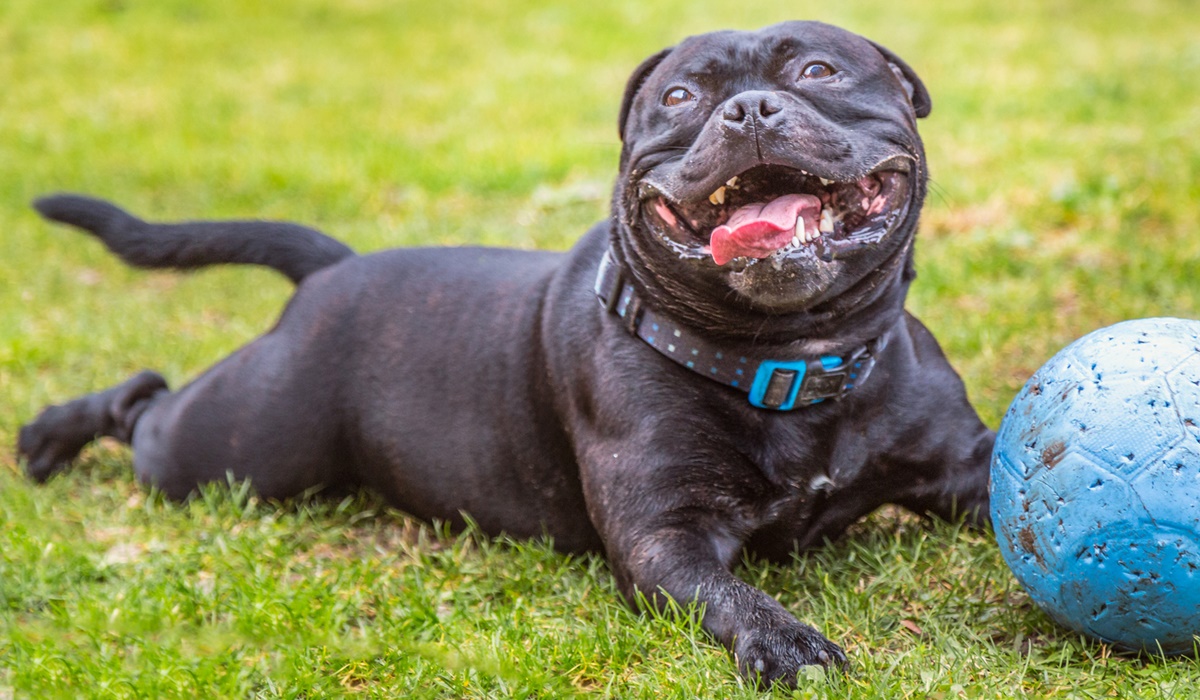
2,0,1200,697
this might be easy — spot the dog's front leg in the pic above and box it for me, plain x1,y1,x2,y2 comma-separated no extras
626,525,846,685
579,445,846,686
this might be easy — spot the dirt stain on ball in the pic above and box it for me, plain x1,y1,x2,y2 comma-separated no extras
1017,526,1046,568
1041,440,1066,469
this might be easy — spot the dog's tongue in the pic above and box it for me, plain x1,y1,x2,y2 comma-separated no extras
709,194,821,265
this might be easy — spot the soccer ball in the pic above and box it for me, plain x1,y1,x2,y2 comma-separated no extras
990,317,1200,655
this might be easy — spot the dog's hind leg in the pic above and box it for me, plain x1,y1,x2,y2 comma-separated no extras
20,323,350,502
115,330,351,501
18,370,169,483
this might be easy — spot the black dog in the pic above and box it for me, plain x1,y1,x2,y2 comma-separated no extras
19,21,993,686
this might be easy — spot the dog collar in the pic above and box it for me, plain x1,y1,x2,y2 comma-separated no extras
594,249,883,411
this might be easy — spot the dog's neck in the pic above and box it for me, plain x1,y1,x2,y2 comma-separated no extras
595,246,900,410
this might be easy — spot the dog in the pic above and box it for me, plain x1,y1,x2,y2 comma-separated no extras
18,21,994,686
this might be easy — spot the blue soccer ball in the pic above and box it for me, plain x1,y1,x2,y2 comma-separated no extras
991,317,1200,655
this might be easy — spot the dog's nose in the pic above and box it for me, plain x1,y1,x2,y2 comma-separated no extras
722,91,785,123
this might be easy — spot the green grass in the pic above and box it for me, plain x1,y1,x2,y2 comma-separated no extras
3,0,1200,697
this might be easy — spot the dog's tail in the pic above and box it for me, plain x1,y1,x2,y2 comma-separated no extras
33,193,356,284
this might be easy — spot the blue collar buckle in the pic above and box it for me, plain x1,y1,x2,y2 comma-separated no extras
748,348,874,410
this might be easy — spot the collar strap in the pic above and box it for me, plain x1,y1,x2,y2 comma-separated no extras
594,249,883,411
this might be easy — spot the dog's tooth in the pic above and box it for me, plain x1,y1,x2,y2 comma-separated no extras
820,208,834,234
725,176,739,189
709,186,726,206
791,235,801,248
819,177,832,187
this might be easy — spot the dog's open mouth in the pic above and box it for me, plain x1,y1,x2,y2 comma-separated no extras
643,161,911,266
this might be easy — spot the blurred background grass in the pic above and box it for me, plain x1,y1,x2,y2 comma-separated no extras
2,0,1199,697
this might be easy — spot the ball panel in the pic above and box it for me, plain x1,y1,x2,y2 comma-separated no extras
995,372,1184,481
1024,451,1150,551
1165,354,1200,446
1129,443,1200,532
1071,318,1200,381
992,450,1153,622
995,373,1088,481
990,444,1026,484
1059,375,1186,478
991,454,1059,603
1058,523,1200,655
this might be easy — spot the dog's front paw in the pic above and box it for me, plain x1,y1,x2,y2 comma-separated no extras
733,621,848,687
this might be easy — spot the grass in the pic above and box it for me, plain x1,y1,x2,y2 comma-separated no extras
2,0,1200,696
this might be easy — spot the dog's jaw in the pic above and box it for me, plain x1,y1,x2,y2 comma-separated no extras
638,160,915,264
617,148,926,319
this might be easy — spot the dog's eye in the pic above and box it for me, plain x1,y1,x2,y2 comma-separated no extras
800,62,836,80
663,87,694,106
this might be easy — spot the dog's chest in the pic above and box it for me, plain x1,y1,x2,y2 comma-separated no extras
741,411,874,525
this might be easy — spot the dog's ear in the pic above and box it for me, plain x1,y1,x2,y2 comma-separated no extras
868,40,931,118
618,47,674,141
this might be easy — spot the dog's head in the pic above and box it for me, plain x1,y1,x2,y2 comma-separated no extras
613,21,930,331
